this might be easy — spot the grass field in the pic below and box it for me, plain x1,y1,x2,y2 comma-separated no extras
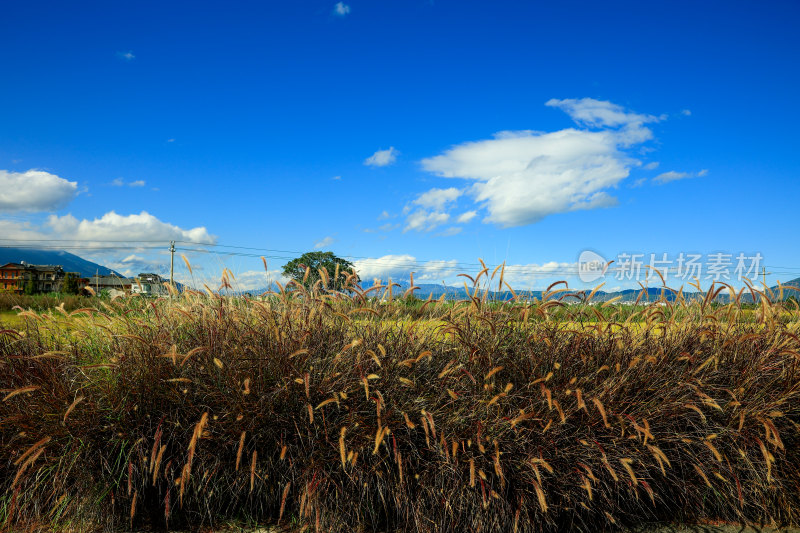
0,310,23,329
1,277,799,532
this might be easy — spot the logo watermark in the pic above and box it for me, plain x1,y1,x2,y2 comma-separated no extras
578,251,764,284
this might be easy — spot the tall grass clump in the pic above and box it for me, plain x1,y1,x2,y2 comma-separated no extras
1,269,799,532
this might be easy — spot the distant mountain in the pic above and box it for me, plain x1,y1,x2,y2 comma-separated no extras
0,247,122,278
774,277,800,300
225,277,800,303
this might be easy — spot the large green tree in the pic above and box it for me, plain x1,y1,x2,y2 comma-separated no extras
282,251,358,291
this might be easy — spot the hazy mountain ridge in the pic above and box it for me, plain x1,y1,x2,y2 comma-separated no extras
246,278,800,302
0,247,122,277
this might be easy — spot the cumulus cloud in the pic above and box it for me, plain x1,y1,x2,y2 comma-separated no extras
364,147,398,167
412,98,669,228
314,236,335,249
45,211,214,244
422,129,632,226
333,2,350,16
412,187,461,210
0,169,79,212
104,254,169,277
352,255,582,289
681,109,692,116
353,255,460,282
226,269,287,291
118,51,135,61
643,161,660,170
653,169,708,184
0,219,50,241
404,210,449,232
499,261,580,288
0,208,218,285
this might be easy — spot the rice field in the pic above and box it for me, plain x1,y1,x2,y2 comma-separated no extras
1,273,799,532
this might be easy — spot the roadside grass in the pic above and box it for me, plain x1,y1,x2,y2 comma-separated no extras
1,273,799,532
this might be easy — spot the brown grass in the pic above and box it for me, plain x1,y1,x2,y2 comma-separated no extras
1,274,799,531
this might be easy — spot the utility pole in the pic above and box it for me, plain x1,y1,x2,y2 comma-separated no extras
169,241,176,294
762,266,769,288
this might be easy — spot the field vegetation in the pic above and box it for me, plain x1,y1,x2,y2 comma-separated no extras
1,267,800,532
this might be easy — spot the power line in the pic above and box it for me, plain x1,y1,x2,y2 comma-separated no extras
3,238,800,279
0,238,177,243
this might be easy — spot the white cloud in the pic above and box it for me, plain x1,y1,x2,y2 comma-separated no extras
546,98,661,132
456,211,477,224
643,161,660,170
653,169,708,184
0,211,215,279
46,211,214,244
118,51,135,61
227,269,287,291
353,255,460,282
412,187,461,210
314,236,335,249
352,255,583,288
414,99,670,228
404,210,449,232
333,2,351,16
332,175,342,181
495,261,581,289
364,147,398,167
422,130,631,226
172,267,288,292
377,210,390,220
0,169,78,212
0,219,50,241
681,109,692,116
104,254,168,277
654,171,689,183
111,178,146,187
166,138,175,143
437,227,462,237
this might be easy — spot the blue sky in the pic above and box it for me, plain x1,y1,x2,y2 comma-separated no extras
1,1,799,291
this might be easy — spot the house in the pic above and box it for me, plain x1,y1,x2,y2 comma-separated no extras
26,264,65,293
0,262,65,293
87,275,134,293
131,273,169,296
0,263,26,293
